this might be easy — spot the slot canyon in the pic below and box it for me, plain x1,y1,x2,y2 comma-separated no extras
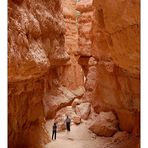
8,0,140,148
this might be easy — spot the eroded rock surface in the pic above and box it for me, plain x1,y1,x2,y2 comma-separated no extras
92,0,140,134
89,112,118,137
8,0,140,147
77,0,140,135
75,102,91,120
8,0,68,147
44,86,85,119
60,0,85,90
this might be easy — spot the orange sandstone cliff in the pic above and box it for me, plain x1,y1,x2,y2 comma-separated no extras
77,0,140,134
8,0,140,147
8,0,69,147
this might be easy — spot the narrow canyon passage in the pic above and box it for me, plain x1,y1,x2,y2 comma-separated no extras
8,0,140,148
45,119,139,148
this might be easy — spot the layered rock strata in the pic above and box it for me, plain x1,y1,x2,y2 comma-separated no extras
76,0,94,56
8,0,69,147
76,0,140,135
91,0,140,134
8,0,140,147
60,0,85,90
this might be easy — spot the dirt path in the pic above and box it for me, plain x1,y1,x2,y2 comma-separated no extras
44,120,123,148
45,120,139,148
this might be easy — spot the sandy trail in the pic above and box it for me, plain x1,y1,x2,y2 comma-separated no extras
45,122,115,148
45,120,138,148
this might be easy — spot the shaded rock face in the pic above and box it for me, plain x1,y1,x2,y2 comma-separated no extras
112,131,130,143
92,0,140,74
8,78,49,148
77,0,140,135
44,86,85,119
102,131,139,148
91,0,140,133
8,0,69,147
93,63,140,133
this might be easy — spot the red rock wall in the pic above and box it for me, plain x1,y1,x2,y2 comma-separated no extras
8,77,49,148
76,0,94,57
60,0,84,90
43,0,85,120
77,0,140,134
8,0,140,147
92,0,140,133
76,0,96,102
8,0,68,147
92,0,140,74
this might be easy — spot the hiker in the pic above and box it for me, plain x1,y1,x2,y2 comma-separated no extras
52,122,57,140
65,115,71,132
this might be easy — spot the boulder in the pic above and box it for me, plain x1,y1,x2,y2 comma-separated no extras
112,131,129,143
44,86,77,119
73,115,81,125
72,98,81,108
55,106,81,131
89,111,118,137
75,102,91,120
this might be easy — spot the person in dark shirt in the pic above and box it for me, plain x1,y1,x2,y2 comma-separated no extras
65,115,71,132
52,123,57,140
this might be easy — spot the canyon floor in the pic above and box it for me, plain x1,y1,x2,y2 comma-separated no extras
45,120,139,148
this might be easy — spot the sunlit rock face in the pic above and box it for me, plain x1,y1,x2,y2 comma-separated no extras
8,0,69,147
57,0,85,90
91,0,140,133
76,0,94,57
